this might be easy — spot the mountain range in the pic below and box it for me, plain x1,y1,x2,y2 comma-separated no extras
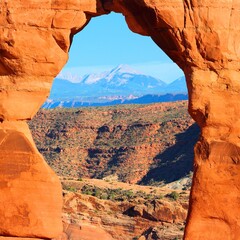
43,64,187,108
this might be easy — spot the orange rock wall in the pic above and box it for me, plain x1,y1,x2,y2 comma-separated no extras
0,0,106,238
1,0,240,239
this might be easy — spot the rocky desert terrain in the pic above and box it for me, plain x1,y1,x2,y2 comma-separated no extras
58,177,189,240
29,101,199,187
29,101,198,239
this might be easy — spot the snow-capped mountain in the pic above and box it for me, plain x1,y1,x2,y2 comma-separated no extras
103,64,140,82
80,64,166,90
81,64,141,84
50,64,170,100
43,65,187,108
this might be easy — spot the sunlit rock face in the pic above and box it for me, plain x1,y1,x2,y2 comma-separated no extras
0,0,106,238
1,0,240,239
0,121,62,238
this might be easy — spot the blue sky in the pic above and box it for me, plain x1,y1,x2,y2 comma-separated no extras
60,12,183,83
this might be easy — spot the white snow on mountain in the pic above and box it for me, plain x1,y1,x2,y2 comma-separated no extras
59,64,144,84
104,64,141,81
81,72,108,84
49,64,186,101
79,64,143,85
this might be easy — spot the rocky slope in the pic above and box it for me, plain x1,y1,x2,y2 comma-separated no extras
57,177,189,240
29,101,198,186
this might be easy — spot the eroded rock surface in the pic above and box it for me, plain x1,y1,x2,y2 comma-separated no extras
1,0,240,239
0,0,106,238
60,186,187,240
0,121,62,238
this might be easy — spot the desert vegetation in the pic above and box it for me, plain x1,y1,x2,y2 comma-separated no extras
29,101,199,187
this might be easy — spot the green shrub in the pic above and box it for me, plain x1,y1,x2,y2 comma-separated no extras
100,193,108,200
93,188,101,198
67,186,77,192
125,190,134,198
158,194,164,199
84,190,93,195
167,191,180,201
108,193,116,200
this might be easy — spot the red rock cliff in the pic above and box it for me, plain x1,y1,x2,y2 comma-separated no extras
0,0,106,238
1,0,240,239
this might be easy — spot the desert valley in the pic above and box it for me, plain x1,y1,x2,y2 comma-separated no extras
29,100,198,240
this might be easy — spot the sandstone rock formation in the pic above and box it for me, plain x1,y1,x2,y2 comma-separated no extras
0,0,106,238
58,222,114,240
0,122,62,238
60,187,187,240
1,0,240,239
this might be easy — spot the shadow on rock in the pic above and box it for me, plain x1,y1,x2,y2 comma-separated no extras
139,123,200,185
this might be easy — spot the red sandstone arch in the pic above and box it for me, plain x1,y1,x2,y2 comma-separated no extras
0,0,240,239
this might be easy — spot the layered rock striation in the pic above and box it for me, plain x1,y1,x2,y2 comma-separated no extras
1,0,240,239
29,101,196,185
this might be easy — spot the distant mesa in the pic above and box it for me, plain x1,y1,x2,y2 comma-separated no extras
43,65,187,108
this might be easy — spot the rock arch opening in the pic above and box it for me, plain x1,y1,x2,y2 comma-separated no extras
33,10,193,184
29,13,194,238
0,1,240,240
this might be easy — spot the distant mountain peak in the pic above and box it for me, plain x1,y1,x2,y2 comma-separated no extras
81,72,108,84
50,65,186,101
105,64,141,82
111,64,141,74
